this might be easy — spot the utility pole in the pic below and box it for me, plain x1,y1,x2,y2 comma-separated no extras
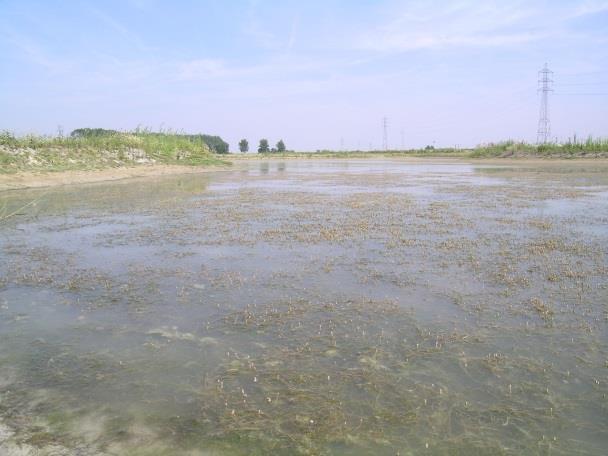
382,117,388,151
400,128,405,150
537,63,553,144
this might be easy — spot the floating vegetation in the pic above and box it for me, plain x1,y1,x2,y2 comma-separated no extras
0,160,607,454
196,299,464,454
529,298,554,322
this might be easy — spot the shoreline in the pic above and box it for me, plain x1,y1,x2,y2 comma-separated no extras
229,154,608,166
2,156,607,192
0,164,230,192
230,153,608,163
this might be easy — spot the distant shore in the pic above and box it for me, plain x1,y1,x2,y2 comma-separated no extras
3,155,608,192
2,131,606,192
232,149,608,159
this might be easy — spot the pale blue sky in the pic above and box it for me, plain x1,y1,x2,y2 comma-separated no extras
1,0,607,151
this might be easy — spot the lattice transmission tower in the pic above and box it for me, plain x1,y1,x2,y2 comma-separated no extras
382,117,388,151
537,63,553,144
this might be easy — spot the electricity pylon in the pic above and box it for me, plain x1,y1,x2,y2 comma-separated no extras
537,63,553,144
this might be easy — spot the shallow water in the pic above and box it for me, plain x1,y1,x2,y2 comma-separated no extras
1,159,607,455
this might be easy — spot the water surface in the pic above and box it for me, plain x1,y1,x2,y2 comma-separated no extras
1,159,607,455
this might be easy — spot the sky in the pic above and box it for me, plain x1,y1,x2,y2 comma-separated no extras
1,0,607,151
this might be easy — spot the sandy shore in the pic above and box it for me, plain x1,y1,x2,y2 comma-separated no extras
0,164,230,192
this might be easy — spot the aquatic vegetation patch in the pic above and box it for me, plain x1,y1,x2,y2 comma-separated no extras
1,160,607,454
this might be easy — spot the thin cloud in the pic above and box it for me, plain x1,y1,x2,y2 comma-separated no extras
288,16,299,50
176,59,228,81
3,30,70,73
572,0,608,16
89,7,155,53
356,1,553,52
360,30,546,52
244,0,281,49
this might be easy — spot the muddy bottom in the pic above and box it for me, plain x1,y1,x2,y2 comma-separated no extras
1,159,607,455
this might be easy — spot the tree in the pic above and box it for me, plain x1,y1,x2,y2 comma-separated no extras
198,135,229,154
239,139,249,153
258,139,269,153
276,139,286,153
70,128,119,138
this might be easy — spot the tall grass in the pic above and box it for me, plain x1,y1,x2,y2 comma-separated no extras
559,135,608,153
469,137,608,157
254,138,608,158
1,128,210,157
0,128,227,173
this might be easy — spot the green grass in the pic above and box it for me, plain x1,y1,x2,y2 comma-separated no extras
461,137,608,158
0,129,229,173
254,148,469,159
251,137,608,159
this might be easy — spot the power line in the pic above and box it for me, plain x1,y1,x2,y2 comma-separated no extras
555,82,605,86
537,63,553,144
554,92,608,96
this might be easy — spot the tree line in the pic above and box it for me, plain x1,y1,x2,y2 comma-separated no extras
238,139,287,153
67,128,292,154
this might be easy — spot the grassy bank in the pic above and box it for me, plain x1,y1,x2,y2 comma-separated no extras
0,129,229,174
247,137,608,159
250,149,469,159
468,138,608,158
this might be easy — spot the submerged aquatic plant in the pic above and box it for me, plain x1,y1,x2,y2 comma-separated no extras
1,161,607,455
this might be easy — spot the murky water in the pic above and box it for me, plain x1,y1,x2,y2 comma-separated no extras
1,159,607,455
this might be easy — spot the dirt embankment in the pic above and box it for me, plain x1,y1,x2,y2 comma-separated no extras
0,164,229,192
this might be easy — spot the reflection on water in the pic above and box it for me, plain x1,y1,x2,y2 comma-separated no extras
1,159,607,455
